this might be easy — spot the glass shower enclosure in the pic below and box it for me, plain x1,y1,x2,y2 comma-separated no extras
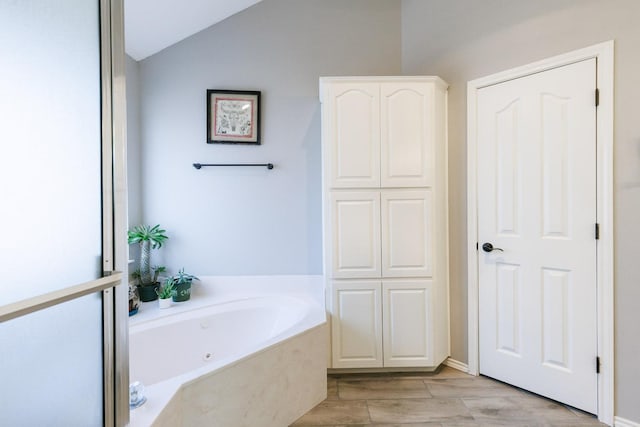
0,0,128,425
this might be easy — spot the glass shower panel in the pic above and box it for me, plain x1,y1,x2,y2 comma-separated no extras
0,1,105,425
0,0,103,305
0,294,104,426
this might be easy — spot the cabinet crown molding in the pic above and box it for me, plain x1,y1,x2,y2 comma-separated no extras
319,76,448,101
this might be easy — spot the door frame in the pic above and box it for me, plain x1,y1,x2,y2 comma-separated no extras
466,41,614,425
100,0,129,425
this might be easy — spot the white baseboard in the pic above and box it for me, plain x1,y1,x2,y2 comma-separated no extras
443,357,469,373
615,416,640,427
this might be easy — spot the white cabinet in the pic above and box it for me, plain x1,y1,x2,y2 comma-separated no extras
380,82,435,188
323,80,437,189
324,82,380,188
331,280,445,369
330,191,381,278
331,281,382,368
381,190,433,278
321,77,449,370
382,281,434,367
329,189,433,279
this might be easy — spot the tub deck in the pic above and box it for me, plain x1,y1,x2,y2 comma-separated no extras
129,275,327,427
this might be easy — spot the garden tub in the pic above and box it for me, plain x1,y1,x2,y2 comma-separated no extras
129,276,327,427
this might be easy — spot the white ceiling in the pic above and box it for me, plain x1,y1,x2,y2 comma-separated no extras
125,0,264,61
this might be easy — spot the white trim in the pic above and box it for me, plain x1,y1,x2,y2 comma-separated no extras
615,417,640,427
443,357,468,373
319,75,448,92
466,41,615,426
444,88,452,362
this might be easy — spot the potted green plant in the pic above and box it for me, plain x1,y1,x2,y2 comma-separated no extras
128,280,141,316
156,278,175,309
127,224,168,302
131,266,167,301
170,268,200,302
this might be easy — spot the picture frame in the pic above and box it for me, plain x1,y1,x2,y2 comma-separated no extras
207,89,261,145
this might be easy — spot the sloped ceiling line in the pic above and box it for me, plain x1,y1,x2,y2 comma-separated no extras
125,0,264,61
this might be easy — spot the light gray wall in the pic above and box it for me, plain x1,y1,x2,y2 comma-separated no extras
137,0,401,275
401,0,640,422
126,54,142,269
126,54,142,229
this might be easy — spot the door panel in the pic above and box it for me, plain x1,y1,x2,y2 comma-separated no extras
331,281,382,368
477,59,597,413
381,190,432,277
326,83,380,188
496,263,520,356
381,83,433,187
495,99,521,236
0,295,104,426
382,281,433,367
542,94,571,238
330,192,381,278
541,268,571,370
0,0,103,305
0,1,107,425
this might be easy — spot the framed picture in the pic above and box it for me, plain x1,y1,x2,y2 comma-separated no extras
207,89,261,144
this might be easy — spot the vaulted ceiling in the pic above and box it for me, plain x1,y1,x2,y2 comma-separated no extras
124,0,264,60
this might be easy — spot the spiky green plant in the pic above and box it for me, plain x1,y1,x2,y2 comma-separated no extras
152,265,166,284
171,268,200,285
156,278,175,299
127,224,168,285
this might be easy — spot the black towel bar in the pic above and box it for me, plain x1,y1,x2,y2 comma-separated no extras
193,163,274,170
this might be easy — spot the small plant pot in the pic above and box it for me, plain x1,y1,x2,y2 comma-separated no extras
158,297,172,309
138,283,159,302
128,283,141,316
172,282,192,302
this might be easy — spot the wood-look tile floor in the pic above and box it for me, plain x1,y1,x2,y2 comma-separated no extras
290,367,605,426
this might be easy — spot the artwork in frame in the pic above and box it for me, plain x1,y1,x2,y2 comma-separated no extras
207,89,261,144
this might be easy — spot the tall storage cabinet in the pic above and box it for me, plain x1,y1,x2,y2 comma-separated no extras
320,77,450,370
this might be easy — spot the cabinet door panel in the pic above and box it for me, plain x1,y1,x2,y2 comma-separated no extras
383,281,433,367
381,190,433,277
331,191,381,278
381,83,434,187
331,281,383,368
326,83,380,188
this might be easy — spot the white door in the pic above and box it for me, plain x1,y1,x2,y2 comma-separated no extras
383,280,433,367
331,281,383,368
324,82,380,188
330,191,381,278
380,82,433,187
381,190,432,277
477,59,598,413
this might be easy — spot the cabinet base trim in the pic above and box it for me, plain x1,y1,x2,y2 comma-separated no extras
443,357,469,373
328,366,438,375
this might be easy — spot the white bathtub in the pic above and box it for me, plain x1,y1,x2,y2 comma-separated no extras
129,276,327,427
